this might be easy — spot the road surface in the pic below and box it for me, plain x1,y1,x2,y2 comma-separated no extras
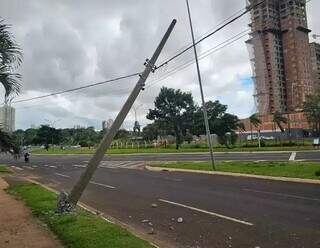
1,153,320,248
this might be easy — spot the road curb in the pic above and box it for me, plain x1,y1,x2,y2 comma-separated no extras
146,166,320,185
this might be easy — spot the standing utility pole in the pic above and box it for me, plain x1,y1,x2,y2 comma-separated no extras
185,0,216,170
68,19,177,206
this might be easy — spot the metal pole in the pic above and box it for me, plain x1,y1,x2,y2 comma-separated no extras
68,20,177,206
185,0,216,170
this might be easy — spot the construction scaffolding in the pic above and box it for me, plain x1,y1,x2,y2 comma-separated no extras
246,0,313,114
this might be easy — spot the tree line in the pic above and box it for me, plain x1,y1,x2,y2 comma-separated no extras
145,87,242,149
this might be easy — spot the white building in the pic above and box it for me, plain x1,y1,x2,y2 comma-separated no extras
0,105,15,133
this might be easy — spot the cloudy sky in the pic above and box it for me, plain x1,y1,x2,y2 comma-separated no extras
0,0,319,130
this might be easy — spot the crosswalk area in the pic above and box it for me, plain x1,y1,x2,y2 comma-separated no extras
72,161,145,170
99,161,145,169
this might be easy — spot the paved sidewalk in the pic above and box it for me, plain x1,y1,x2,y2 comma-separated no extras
0,177,63,248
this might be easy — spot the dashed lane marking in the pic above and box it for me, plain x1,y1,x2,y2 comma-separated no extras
72,164,86,168
55,173,70,178
89,181,116,189
159,199,254,226
242,188,320,202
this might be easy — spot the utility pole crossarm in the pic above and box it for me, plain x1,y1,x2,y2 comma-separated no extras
67,19,177,206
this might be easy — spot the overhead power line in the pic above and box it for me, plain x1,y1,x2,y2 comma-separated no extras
11,72,140,104
146,29,250,90
155,0,266,71
157,6,246,65
9,0,268,106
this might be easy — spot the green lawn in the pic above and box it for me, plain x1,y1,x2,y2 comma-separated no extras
153,161,320,180
7,183,154,248
0,165,12,173
32,145,318,155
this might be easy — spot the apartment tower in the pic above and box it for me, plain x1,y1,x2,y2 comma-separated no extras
310,42,320,90
247,0,313,115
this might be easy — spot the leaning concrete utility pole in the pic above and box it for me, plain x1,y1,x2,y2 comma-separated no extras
185,0,216,170
68,19,177,206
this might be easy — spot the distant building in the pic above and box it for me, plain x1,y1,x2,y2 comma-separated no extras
0,105,15,133
247,0,313,114
310,42,320,90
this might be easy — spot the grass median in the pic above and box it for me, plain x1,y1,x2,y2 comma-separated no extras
7,183,154,248
152,161,320,180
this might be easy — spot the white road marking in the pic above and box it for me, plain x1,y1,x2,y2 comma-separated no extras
159,199,254,226
289,152,297,161
55,173,70,178
11,166,23,171
242,188,320,202
89,181,116,189
72,164,86,168
99,161,144,169
49,165,57,168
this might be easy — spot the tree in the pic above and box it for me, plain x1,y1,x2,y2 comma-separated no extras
114,129,130,141
193,101,228,135
249,113,261,142
303,92,320,136
212,113,240,148
0,130,20,157
0,20,22,102
0,20,22,156
273,111,287,133
24,128,38,145
142,123,159,141
147,87,195,150
192,100,241,147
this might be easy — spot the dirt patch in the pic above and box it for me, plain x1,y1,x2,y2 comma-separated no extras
0,177,63,248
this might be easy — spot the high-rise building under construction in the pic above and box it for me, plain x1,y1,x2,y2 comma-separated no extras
246,0,313,115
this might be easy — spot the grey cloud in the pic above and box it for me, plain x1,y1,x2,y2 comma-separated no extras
0,0,319,129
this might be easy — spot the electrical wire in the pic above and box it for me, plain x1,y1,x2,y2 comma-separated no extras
10,72,141,105
8,0,268,106
146,29,250,90
155,0,266,71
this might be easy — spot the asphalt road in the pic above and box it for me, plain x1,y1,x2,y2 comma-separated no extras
23,150,320,162
1,154,320,248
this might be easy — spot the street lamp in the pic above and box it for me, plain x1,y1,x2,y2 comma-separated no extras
185,0,216,170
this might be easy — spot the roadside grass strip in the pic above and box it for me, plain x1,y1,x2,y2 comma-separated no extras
0,164,12,173
153,161,320,180
7,183,154,248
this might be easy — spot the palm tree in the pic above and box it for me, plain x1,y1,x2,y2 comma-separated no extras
273,111,287,133
0,20,22,155
249,113,261,144
273,111,287,145
0,20,22,99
